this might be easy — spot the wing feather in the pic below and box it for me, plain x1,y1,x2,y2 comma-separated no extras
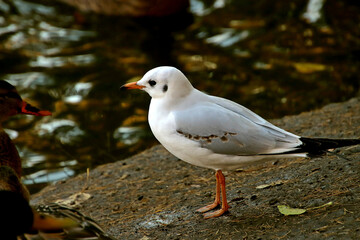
173,95,301,156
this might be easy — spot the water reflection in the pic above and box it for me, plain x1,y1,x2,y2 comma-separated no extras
0,0,359,193
30,54,96,68
302,0,325,23
205,28,249,47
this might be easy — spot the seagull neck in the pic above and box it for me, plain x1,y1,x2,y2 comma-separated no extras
166,82,193,100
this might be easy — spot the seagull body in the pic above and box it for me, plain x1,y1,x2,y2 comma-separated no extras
122,66,360,218
149,85,303,171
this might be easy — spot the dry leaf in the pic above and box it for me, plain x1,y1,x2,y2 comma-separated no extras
277,205,306,215
256,180,285,189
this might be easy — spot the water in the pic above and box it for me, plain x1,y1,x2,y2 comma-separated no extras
0,0,359,193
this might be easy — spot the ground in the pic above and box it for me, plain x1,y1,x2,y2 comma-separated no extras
31,98,360,240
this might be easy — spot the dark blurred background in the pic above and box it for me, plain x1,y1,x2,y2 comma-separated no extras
0,0,359,193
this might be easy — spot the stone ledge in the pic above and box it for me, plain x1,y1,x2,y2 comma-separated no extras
31,98,360,239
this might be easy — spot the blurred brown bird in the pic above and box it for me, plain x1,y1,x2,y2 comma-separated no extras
0,80,114,240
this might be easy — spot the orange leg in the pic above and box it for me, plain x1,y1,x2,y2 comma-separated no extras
196,170,229,219
196,170,221,213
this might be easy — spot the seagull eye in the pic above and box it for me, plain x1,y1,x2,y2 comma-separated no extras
148,80,156,87
163,84,168,92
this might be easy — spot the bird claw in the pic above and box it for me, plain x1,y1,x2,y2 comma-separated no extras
203,208,229,219
196,202,220,213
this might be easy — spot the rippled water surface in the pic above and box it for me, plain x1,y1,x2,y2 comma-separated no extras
1,0,359,193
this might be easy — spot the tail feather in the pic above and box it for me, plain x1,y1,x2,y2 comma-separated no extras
296,137,360,156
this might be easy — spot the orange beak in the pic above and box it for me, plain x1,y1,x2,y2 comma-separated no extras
20,101,52,116
120,82,145,90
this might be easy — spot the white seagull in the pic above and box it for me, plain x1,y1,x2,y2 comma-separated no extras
121,66,360,219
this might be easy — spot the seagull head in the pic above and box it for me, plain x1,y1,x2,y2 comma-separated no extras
121,66,194,99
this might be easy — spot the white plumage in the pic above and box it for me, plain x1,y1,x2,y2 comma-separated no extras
121,66,360,219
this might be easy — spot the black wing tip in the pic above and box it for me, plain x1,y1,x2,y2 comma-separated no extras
258,137,359,157
299,137,360,156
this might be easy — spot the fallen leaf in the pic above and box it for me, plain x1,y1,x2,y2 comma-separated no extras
256,184,272,189
277,201,333,216
55,192,91,207
277,205,306,215
256,180,285,189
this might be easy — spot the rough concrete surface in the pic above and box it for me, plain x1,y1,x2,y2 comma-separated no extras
31,98,360,240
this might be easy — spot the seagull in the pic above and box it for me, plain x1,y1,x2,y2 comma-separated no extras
121,66,360,219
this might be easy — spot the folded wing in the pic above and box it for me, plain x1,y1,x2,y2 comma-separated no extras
173,95,302,156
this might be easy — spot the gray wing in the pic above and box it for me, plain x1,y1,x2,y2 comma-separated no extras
173,96,301,156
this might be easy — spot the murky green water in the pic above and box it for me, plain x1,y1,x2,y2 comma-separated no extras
1,0,359,193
